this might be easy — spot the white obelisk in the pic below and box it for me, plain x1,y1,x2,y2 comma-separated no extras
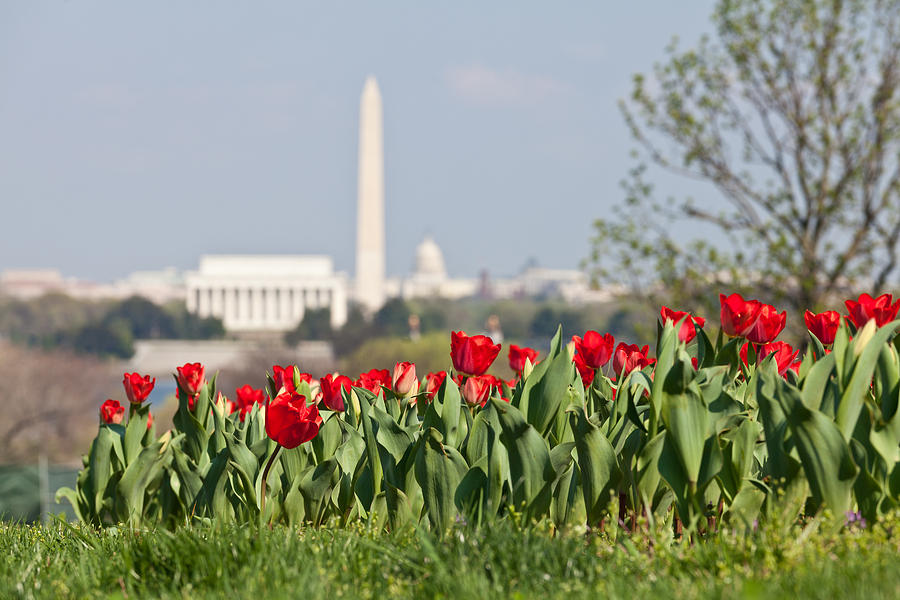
355,76,386,314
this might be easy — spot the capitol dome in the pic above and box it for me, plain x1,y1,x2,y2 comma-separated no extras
414,236,447,279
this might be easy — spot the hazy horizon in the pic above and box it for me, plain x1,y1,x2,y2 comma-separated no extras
1,2,718,283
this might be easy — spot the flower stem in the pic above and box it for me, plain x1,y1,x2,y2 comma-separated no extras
259,444,282,520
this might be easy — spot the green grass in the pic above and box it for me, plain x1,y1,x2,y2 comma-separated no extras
3,516,900,599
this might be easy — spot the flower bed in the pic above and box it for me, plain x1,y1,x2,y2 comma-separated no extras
58,292,900,535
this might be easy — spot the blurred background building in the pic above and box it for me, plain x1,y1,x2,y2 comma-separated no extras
1,77,615,337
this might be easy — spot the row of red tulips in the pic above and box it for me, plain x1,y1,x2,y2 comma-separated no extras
97,291,899,454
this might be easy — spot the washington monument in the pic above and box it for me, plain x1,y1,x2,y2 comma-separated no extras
355,76,386,313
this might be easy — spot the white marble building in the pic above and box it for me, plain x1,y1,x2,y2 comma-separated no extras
0,267,185,304
385,237,478,300
184,255,348,331
3,76,623,335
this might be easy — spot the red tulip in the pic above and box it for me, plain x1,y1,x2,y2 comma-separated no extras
265,390,321,449
450,331,501,376
146,411,153,430
659,307,706,343
613,343,655,378
571,331,615,369
757,341,799,377
739,342,750,369
719,293,763,337
425,371,447,401
461,374,495,407
845,293,900,328
235,384,265,420
122,372,155,404
745,303,786,344
319,374,352,411
355,368,391,394
573,352,596,388
804,310,841,345
272,365,297,394
392,361,418,397
99,399,124,425
508,344,539,374
176,362,205,396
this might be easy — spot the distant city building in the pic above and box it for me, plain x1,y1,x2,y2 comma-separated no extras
1,76,623,332
183,77,385,333
184,255,348,331
114,267,185,304
384,236,621,305
0,269,67,300
385,237,478,300
489,266,623,304
0,267,184,303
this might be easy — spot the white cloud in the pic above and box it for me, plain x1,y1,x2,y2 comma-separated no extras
445,64,571,107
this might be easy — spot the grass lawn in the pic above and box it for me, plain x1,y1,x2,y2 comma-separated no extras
3,516,900,599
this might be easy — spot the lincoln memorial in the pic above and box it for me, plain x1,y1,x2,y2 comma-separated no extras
185,255,348,331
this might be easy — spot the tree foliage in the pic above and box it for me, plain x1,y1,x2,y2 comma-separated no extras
0,295,224,358
0,341,116,463
589,0,900,315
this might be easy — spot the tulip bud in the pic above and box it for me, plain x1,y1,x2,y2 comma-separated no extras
349,389,361,426
158,429,172,453
522,357,535,380
852,319,877,357
319,373,352,411
99,399,125,425
176,362,206,396
392,361,418,398
212,391,229,418
123,372,155,404
461,375,494,407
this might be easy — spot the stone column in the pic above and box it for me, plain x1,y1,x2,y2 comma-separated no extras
293,287,305,325
211,286,223,318
255,288,265,327
279,287,291,326
243,288,253,326
265,287,277,328
186,285,197,313
222,287,232,329
198,286,211,318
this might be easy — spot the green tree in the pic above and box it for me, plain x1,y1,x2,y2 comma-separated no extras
283,308,333,346
104,297,175,338
331,304,376,356
71,319,134,358
588,0,900,315
164,301,225,339
373,298,413,337
529,306,586,340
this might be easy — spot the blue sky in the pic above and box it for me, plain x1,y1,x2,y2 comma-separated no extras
0,1,718,281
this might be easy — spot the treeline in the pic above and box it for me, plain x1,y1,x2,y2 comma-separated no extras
0,294,224,358
285,297,642,375
287,297,640,349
